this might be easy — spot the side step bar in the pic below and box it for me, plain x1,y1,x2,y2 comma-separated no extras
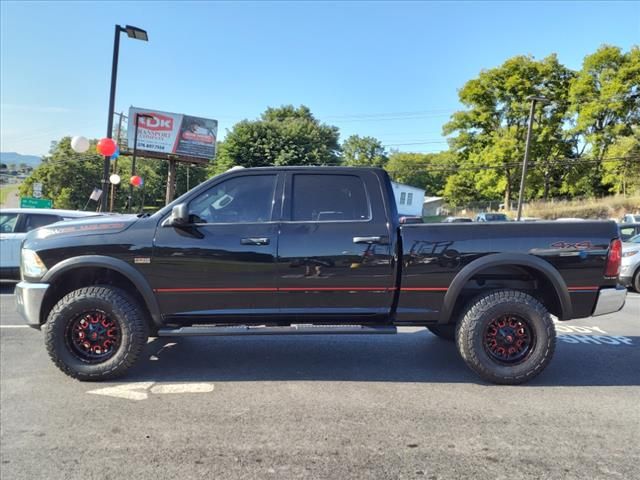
158,324,397,337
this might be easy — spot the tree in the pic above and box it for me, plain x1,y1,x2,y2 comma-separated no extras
385,151,449,195
213,105,340,172
568,45,640,195
342,135,388,167
601,127,640,195
443,54,574,206
20,136,209,211
20,137,103,209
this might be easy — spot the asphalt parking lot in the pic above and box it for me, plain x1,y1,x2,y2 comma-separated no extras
1,284,638,480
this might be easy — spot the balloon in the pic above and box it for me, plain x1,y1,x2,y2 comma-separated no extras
130,175,143,187
96,138,117,156
109,174,121,185
70,136,90,153
111,145,120,160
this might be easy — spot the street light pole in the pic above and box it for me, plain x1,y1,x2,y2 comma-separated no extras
516,96,549,221
101,25,122,212
101,24,148,212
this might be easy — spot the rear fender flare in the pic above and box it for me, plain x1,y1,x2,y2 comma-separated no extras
439,253,572,323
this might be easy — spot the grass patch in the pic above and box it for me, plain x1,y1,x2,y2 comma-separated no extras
0,184,19,205
523,195,640,220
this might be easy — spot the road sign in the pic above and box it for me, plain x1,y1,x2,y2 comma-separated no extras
33,183,43,199
20,197,52,209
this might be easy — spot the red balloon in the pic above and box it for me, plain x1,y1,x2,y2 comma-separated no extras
130,175,142,187
96,138,117,156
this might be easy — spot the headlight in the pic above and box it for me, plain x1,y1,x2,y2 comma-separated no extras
622,250,638,258
21,249,48,279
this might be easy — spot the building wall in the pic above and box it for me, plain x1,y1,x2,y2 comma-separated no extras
391,182,425,217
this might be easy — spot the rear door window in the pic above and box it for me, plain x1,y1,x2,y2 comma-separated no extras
291,174,370,222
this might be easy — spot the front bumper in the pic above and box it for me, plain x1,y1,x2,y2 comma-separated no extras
592,285,627,316
15,281,49,329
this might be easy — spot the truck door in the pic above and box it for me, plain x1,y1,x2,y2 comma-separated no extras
277,171,396,321
150,172,281,323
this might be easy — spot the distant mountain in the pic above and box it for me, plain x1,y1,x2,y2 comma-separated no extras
0,152,42,167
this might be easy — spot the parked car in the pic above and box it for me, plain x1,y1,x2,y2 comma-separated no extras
442,216,472,223
618,223,640,242
0,208,100,280
620,233,640,292
620,214,640,223
475,212,509,222
15,167,625,384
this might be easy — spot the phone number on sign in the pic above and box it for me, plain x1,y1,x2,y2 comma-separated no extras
136,143,166,151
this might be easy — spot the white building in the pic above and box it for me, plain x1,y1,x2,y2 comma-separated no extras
391,182,425,217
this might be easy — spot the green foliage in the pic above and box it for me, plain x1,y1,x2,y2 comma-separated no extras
214,105,340,171
601,128,640,195
569,45,640,159
385,151,449,195
19,137,102,209
20,137,209,212
342,135,388,167
443,54,575,206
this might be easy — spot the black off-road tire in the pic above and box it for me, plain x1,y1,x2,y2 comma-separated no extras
44,286,149,381
427,325,455,341
455,289,556,385
633,269,640,293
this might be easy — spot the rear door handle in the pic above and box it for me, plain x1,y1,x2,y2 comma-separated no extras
241,237,270,246
353,236,388,244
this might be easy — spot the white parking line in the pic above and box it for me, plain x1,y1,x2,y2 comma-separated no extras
0,325,29,329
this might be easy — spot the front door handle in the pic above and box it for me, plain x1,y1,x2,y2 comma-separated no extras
353,236,388,244
241,237,270,246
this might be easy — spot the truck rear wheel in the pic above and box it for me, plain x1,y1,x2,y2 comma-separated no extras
455,290,556,385
44,286,148,381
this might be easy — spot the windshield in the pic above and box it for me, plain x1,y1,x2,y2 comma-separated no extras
0,213,18,233
628,234,640,244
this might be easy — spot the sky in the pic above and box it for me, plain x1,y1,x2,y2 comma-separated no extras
1,0,638,157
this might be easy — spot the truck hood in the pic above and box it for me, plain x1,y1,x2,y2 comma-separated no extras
29,214,139,241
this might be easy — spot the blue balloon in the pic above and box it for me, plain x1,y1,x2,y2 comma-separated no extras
111,145,120,160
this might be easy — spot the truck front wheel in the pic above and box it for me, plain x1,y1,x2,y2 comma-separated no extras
44,286,149,381
455,290,556,385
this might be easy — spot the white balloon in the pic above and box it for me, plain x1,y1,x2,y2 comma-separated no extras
71,136,90,153
109,174,121,185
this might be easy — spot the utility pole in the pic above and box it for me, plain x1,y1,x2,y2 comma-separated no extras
516,96,549,221
109,112,124,212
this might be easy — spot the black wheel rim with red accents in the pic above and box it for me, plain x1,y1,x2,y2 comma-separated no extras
65,310,121,363
483,314,535,365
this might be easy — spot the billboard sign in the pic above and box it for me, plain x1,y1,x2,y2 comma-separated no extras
127,107,218,162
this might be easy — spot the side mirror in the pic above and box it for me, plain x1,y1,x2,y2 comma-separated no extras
168,203,189,226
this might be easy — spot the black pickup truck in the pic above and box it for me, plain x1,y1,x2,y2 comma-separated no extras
16,167,626,384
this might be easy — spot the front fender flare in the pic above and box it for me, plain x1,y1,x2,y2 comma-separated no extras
41,255,162,327
439,253,572,323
